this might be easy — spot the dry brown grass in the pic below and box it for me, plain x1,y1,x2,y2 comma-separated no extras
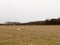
0,25,60,45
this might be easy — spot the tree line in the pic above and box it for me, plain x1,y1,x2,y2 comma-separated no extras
0,18,60,25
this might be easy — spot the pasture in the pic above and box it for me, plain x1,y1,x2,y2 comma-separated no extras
0,25,60,45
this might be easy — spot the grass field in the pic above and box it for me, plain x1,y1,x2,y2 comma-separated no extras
0,25,60,45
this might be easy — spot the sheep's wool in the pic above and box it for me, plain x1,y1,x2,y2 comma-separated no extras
17,28,20,30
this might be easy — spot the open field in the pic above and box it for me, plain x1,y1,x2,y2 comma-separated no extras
0,25,60,45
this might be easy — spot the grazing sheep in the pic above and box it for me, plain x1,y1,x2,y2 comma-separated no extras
17,28,21,31
22,26,25,30
17,27,25,31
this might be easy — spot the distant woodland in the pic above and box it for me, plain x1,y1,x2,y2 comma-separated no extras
0,18,60,25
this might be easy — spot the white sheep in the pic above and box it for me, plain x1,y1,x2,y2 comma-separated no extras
17,27,25,31
17,28,21,31
22,26,25,30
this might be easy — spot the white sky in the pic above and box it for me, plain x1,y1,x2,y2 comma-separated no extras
0,0,60,23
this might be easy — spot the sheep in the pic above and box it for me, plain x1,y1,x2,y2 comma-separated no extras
22,26,25,30
17,26,25,31
17,28,21,31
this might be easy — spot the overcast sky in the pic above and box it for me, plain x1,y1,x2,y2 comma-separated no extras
0,0,60,23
